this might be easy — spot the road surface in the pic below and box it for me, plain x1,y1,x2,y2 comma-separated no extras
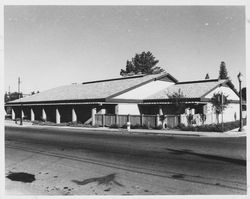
5,125,246,195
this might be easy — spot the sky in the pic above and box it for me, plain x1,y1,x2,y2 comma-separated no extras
4,5,246,94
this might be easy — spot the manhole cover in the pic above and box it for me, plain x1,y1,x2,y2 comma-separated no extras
6,172,36,183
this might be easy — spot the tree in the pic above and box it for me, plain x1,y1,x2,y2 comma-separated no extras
167,89,186,115
120,51,165,76
4,92,23,103
211,92,229,123
205,73,210,79
218,61,229,79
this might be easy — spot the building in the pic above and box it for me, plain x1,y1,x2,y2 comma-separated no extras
5,72,241,127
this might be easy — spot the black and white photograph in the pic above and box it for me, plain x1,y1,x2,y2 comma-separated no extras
2,1,248,197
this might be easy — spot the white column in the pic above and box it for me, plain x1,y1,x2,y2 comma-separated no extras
100,109,106,114
42,108,47,121
115,105,119,114
159,106,163,115
92,108,96,126
21,109,24,118
11,108,15,120
31,108,35,121
72,108,77,122
56,108,60,124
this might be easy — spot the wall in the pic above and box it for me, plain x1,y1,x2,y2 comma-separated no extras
205,102,239,123
205,85,239,100
117,103,140,115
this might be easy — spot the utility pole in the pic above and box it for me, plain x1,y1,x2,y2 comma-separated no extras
238,73,243,131
221,93,224,130
18,77,23,125
18,77,21,98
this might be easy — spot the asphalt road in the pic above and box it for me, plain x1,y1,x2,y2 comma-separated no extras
5,125,246,195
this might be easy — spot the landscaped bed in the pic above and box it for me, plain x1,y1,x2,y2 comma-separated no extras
178,119,246,132
8,118,247,133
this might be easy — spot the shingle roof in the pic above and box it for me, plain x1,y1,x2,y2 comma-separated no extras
8,73,172,104
146,79,228,100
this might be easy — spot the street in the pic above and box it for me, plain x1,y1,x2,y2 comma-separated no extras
5,125,246,195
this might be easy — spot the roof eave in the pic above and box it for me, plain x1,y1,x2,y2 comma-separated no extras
5,98,106,106
143,97,201,103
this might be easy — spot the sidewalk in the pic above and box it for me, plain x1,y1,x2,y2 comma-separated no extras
4,120,246,137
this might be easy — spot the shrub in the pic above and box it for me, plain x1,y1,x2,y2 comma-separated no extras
177,123,185,129
154,124,163,130
179,120,246,132
120,123,151,129
110,124,119,129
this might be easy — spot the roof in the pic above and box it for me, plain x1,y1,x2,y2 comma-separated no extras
145,79,236,101
7,73,175,104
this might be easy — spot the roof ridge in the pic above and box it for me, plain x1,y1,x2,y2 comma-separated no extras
176,79,223,84
81,73,164,85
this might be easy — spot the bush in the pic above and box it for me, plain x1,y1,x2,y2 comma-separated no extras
154,124,163,130
110,124,119,129
120,123,151,129
177,123,186,129
178,120,246,132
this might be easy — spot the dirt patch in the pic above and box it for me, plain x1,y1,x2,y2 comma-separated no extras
6,172,35,183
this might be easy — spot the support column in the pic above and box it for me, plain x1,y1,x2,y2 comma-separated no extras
31,108,35,121
21,109,24,119
115,105,119,125
72,108,77,122
92,108,96,126
11,108,15,120
159,106,163,115
140,114,144,127
42,108,47,121
56,108,60,124
156,114,160,127
115,105,119,114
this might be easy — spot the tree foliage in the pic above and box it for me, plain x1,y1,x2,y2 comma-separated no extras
120,51,165,76
211,92,229,124
211,93,229,114
205,73,210,79
167,89,186,114
4,92,23,103
219,61,229,79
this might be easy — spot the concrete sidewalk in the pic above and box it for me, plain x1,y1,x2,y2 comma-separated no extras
4,119,246,137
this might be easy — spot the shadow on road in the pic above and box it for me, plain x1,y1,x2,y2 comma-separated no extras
165,148,246,166
72,173,123,187
6,172,36,183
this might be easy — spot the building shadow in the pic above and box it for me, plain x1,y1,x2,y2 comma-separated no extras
165,148,246,166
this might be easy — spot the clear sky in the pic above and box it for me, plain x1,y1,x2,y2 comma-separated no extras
4,5,246,94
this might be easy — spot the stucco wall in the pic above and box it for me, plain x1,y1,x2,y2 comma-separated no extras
205,102,239,123
114,80,174,100
117,103,140,115
205,85,239,100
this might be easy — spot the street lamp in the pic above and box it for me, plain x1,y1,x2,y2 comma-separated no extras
237,72,243,132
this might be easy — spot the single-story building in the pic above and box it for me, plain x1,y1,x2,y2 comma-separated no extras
5,72,243,127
